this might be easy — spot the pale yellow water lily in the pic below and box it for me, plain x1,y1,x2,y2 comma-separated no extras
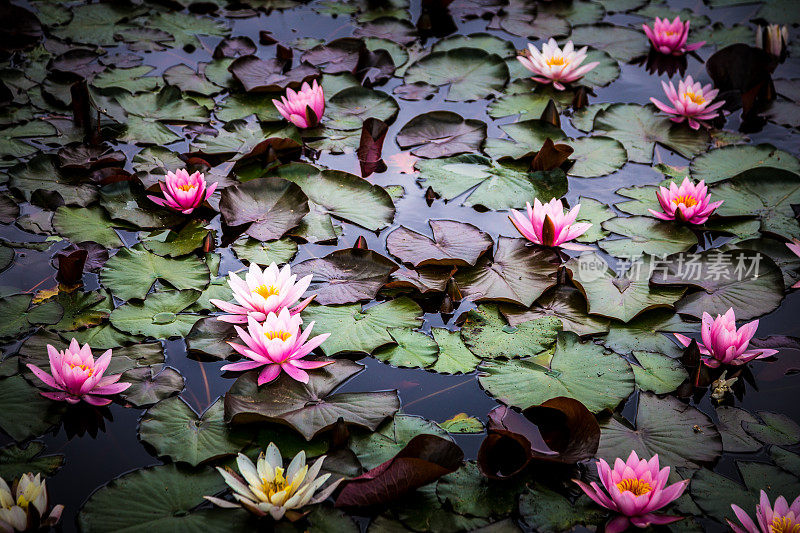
0,474,63,532
204,443,341,521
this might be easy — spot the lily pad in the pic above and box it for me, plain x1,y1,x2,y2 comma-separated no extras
567,136,627,178
225,360,400,440
186,318,237,361
600,216,697,258
141,221,211,258
386,220,492,267
602,308,692,357
567,253,685,322
651,248,784,320
120,366,185,408
302,297,423,356
461,304,561,360
519,485,606,533
9,155,97,207
742,411,800,446
690,144,800,184
568,23,649,62
78,463,249,533
0,441,64,480
116,87,209,145
716,407,762,453
596,392,721,469
404,48,508,101
593,104,709,164
429,328,482,375
396,111,486,158
231,238,297,266
349,414,452,470
455,238,560,307
219,178,309,241
110,289,200,338
500,285,610,336
0,375,63,442
478,331,634,412
436,462,523,518
139,397,251,466
373,328,439,369
0,294,63,339
630,351,688,394
101,246,210,302
416,155,568,210
293,248,398,305
325,87,399,130
0,120,56,158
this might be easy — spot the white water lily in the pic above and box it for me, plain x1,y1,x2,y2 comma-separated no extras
205,443,341,521
0,474,63,532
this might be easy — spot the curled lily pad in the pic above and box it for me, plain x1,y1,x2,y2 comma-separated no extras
139,397,251,466
225,359,400,440
302,297,423,356
478,331,635,412
455,238,560,307
597,392,721,469
404,48,509,102
219,178,308,241
396,111,486,158
416,155,568,210
386,220,492,267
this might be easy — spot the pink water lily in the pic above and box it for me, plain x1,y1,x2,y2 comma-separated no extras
643,17,704,56
648,177,723,225
574,451,688,533
210,262,314,324
273,79,325,128
26,339,131,406
222,309,331,385
729,491,800,533
756,24,789,59
787,239,800,288
147,169,217,214
509,198,592,250
650,75,725,129
674,308,778,368
517,39,599,91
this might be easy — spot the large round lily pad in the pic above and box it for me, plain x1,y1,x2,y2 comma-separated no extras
567,136,627,178
219,178,309,241
478,331,635,412
404,48,509,102
325,87,399,130
110,289,200,338
396,111,486,158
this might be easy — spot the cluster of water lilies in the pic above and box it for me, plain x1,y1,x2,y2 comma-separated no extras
0,473,62,532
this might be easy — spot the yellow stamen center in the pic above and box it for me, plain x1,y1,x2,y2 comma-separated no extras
663,30,678,36
261,465,306,500
672,194,698,207
264,330,292,341
771,517,800,533
253,284,280,299
15,496,29,509
546,56,568,67
684,91,705,105
176,183,197,192
616,478,652,496
68,362,95,376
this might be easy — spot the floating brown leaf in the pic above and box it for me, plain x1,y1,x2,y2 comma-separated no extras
386,220,492,267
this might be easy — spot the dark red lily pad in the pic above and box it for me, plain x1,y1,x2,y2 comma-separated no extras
228,55,318,92
386,220,492,267
396,111,486,158
219,178,309,241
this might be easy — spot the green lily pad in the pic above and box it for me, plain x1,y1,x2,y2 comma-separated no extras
78,463,250,533
571,103,613,132
577,49,621,88
110,290,200,338
101,246,210,302
192,121,299,161
47,290,111,332
9,155,97,207
100,181,184,230
485,119,567,160
712,167,800,240
742,411,800,446
519,485,606,533
600,216,697,258
567,253,685,322
602,308,692,357
574,197,614,243
302,297,423,356
163,64,221,96
92,66,161,93
120,366,185,408
416,155,568,210
373,328,439,369
436,462,523,518
439,414,484,433
651,248,784,320
568,23,649,62
396,111,486,158
454,238,560,307
630,351,688,394
215,92,283,122
715,406,762,453
429,328,482,374
500,285,610,337
116,87,209,145
139,397,251,466
0,375,63,442
690,144,800,184
728,237,800,289
52,3,143,45
349,414,452,470
594,104,709,164
478,331,634,412
230,237,297,266
325,87,399,130
0,294,63,339
141,221,211,258
432,33,515,57
596,392,721,469
567,136,627,178
0,441,64,480
0,120,56,158
461,304,561,360
147,11,229,49
691,461,800,524
225,359,400,441
404,48,509,102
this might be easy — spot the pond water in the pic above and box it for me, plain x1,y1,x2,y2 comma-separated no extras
1,0,799,531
